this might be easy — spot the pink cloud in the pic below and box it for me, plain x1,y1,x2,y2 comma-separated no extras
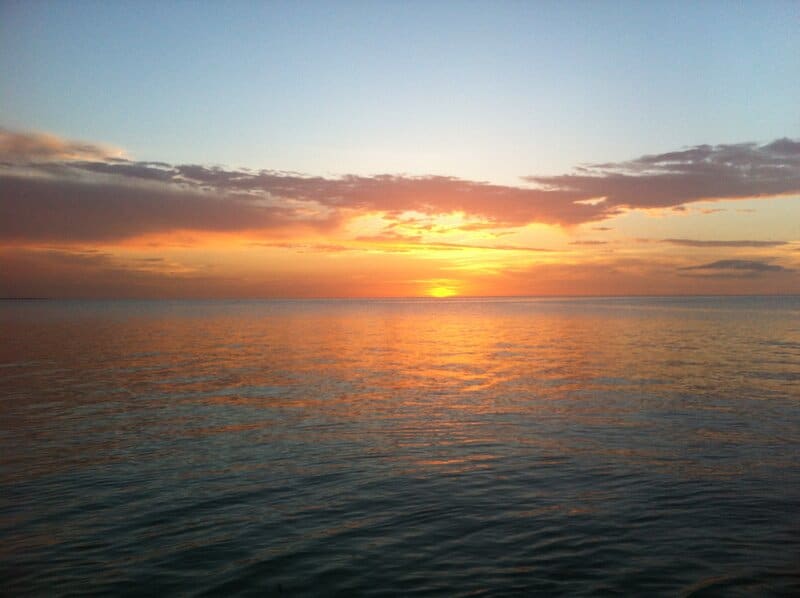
2,129,798,244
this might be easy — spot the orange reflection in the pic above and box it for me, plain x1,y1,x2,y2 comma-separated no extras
6,298,796,484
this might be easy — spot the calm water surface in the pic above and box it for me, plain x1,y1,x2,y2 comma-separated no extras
2,297,799,596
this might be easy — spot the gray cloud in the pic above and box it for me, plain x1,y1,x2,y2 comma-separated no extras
664,239,788,248
0,174,337,243
680,259,792,275
526,138,800,211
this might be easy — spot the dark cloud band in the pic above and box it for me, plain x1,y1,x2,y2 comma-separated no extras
1,130,798,243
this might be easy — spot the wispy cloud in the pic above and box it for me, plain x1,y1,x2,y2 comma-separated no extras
0,247,394,298
0,128,124,163
679,259,793,278
663,239,788,248
251,242,356,253
0,247,218,298
354,231,554,253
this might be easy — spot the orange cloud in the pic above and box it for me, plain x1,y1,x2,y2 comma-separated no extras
2,129,799,298
4,130,798,248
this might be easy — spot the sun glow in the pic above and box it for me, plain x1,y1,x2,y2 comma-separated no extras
429,285,458,298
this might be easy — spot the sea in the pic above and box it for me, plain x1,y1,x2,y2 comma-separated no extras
1,296,799,596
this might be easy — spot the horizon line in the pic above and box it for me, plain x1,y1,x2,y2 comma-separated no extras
3,293,800,302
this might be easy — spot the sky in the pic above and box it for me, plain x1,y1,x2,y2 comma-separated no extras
1,0,799,298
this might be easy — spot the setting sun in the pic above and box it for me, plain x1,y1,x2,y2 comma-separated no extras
1,2,798,595
429,285,458,298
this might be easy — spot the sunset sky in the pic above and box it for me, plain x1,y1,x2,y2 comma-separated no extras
2,1,799,298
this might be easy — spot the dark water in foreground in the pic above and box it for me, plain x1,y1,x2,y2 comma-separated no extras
1,296,799,596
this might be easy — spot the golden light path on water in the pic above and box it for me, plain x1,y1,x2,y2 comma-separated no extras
1,297,799,594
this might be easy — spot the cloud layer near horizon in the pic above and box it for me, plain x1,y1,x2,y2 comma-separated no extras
2,129,799,244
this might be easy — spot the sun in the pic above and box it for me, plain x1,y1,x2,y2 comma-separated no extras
429,285,457,298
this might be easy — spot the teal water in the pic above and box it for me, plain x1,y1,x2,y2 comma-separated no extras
1,297,799,595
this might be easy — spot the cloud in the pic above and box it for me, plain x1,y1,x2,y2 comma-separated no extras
0,128,124,163
492,257,799,295
399,241,554,253
526,138,800,211
354,230,554,253
355,232,424,244
2,129,799,244
251,241,356,253
663,239,788,248
569,240,608,245
0,174,337,243
0,247,222,298
0,247,428,298
679,259,793,278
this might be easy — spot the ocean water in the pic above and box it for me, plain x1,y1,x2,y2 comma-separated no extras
1,296,799,596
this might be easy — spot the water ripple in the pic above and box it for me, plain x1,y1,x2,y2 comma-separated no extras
1,297,799,595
